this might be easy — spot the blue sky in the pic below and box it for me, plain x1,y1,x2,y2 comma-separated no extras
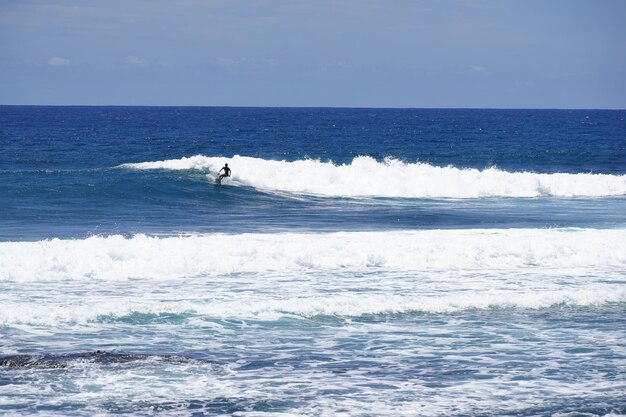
1,0,624,108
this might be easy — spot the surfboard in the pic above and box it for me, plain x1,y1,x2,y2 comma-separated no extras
215,176,222,185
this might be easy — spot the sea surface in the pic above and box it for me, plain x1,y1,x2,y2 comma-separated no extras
1,106,625,416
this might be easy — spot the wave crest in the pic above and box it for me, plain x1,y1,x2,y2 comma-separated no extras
3,289,626,325
120,155,626,198
2,229,625,282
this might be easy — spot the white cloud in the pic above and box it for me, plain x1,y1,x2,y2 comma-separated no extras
216,57,246,70
48,57,70,66
319,60,351,73
470,65,488,74
266,58,279,68
126,55,148,66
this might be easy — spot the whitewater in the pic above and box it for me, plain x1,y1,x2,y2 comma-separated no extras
3,227,625,329
122,154,626,198
2,229,626,281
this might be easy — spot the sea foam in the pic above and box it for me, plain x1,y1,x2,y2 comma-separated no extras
1,229,625,282
3,287,626,325
121,155,626,198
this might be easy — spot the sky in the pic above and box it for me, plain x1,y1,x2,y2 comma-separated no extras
0,0,625,108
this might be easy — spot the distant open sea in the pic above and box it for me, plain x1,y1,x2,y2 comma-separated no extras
1,106,625,416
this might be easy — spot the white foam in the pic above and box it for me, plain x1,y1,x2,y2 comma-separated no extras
121,155,626,198
1,229,625,282
3,287,624,325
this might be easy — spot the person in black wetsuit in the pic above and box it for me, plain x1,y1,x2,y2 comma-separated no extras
218,163,231,180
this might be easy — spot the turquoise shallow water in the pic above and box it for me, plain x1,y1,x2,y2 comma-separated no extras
0,106,625,416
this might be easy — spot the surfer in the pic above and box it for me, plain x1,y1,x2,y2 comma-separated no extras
218,163,231,181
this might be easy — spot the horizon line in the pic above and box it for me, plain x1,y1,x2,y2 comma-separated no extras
1,104,625,111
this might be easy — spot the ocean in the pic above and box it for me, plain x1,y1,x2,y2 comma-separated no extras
1,106,625,416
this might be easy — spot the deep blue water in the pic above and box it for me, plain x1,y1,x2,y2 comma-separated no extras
2,106,625,172
1,106,625,240
0,106,625,416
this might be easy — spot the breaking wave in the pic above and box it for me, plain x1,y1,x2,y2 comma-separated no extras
2,289,626,325
121,155,626,198
2,229,625,282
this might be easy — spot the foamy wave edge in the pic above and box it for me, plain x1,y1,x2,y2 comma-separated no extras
2,289,626,326
1,229,625,282
119,155,626,198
